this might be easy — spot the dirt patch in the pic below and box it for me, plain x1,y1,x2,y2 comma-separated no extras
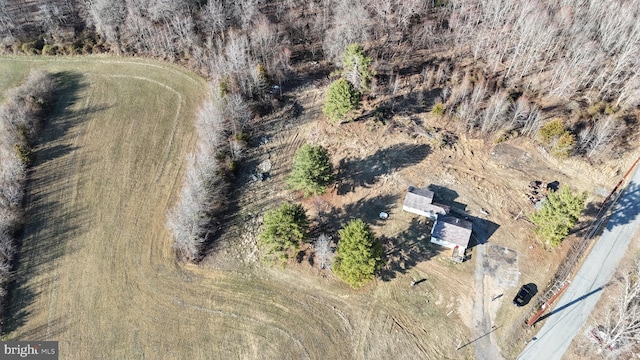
490,143,543,174
484,244,520,290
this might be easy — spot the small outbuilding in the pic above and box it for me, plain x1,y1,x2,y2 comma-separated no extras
402,186,449,220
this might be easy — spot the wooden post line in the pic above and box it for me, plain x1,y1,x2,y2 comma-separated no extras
527,280,571,326
600,156,640,207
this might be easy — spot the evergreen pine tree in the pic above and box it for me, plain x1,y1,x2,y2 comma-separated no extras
342,43,374,91
529,185,587,247
333,219,382,288
259,203,309,263
288,144,334,197
322,79,360,123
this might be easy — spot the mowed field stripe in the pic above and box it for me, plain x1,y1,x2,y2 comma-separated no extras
2,57,356,359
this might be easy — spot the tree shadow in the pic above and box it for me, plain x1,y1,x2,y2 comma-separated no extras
337,143,431,195
378,218,440,281
202,150,288,260
604,181,640,229
468,216,500,248
6,179,90,334
570,201,604,237
357,84,442,122
314,193,400,237
5,71,93,335
33,144,80,164
569,179,640,243
10,316,68,341
281,64,331,92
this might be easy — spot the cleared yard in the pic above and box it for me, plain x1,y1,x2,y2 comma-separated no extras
2,57,473,359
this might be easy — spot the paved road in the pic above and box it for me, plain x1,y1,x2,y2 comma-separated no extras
518,165,640,360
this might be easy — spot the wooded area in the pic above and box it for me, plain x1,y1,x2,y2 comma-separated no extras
1,0,637,274
1,0,637,159
0,71,57,333
3,0,634,263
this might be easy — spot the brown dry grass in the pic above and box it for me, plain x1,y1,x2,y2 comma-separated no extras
2,57,474,359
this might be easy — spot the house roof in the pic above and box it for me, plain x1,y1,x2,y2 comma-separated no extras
407,186,434,202
402,186,449,217
431,216,473,248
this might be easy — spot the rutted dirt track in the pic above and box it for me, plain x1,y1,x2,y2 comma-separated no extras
3,58,474,359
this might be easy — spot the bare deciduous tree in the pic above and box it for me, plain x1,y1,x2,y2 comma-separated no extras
88,0,126,47
233,0,260,30
225,93,251,134
202,0,228,38
313,234,334,270
0,1,16,39
578,115,622,159
596,259,640,354
480,91,509,134
249,15,279,70
167,81,252,262
322,0,371,63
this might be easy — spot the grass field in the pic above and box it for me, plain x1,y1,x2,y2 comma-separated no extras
1,57,474,359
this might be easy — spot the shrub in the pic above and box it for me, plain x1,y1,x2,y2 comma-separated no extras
539,118,565,142
234,132,250,143
21,42,38,55
14,144,32,165
431,102,445,116
551,131,575,158
259,203,309,264
219,78,230,97
288,144,334,197
604,104,616,115
323,79,360,123
64,44,78,55
494,131,509,144
332,219,382,288
42,44,57,55
227,159,238,172
587,102,605,116
254,64,269,93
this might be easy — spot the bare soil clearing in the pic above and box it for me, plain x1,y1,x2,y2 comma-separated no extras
208,81,640,358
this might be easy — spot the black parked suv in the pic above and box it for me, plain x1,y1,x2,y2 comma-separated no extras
513,284,534,306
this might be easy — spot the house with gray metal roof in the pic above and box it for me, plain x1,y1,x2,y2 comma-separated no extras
430,215,473,250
